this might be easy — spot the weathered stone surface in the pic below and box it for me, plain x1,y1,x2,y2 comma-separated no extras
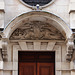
70,61,74,70
47,42,56,50
12,71,18,75
0,71,3,75
70,0,75,2
62,71,71,75
13,45,21,62
9,21,65,40
69,2,75,12
13,62,18,70
0,61,3,69
0,41,2,49
0,2,4,10
3,71,12,75
0,11,4,28
71,71,75,75
56,71,61,75
3,62,13,70
7,44,12,62
56,62,70,70
40,42,48,50
34,42,40,50
0,50,2,61
70,12,75,29
55,45,62,62
56,62,61,70
18,42,27,50
61,45,66,62
61,62,70,70
27,42,34,50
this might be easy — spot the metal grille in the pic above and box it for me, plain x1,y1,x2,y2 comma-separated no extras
22,0,52,6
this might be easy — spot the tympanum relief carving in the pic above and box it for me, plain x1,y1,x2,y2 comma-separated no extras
9,21,65,40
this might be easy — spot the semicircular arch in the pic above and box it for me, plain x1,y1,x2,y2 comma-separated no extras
3,11,72,40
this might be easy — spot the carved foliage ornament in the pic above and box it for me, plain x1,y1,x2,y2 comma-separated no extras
9,21,65,40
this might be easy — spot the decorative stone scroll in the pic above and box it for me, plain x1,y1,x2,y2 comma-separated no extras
9,21,65,40
66,38,74,61
2,38,8,61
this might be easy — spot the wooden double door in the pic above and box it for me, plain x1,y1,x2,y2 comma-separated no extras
18,51,55,75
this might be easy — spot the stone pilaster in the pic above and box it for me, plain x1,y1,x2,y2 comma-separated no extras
0,0,4,30
69,0,75,29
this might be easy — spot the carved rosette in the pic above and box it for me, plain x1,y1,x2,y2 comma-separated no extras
9,21,65,40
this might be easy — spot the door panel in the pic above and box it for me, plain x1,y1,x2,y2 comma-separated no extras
37,63,54,75
19,51,55,75
19,63,36,75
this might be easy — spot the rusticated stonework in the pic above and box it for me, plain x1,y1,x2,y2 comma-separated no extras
9,21,65,40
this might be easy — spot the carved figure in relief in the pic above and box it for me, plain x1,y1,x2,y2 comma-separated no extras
9,21,65,40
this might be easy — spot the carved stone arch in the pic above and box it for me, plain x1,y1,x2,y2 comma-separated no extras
9,21,65,40
3,11,72,39
2,11,74,61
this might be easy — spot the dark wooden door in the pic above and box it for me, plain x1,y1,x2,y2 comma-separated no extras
19,51,55,75
37,63,54,75
19,63,36,75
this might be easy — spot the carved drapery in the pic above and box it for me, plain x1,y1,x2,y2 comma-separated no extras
9,21,65,40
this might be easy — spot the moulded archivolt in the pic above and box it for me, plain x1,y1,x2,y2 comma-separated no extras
19,0,55,8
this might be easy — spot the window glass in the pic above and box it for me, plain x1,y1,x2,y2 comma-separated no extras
22,0,52,6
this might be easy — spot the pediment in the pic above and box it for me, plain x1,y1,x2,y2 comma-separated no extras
9,21,65,40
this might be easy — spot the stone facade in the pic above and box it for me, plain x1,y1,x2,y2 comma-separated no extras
0,0,75,75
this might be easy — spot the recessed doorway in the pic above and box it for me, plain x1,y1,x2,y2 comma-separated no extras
18,51,55,75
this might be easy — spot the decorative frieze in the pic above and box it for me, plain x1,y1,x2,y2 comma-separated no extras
9,21,65,40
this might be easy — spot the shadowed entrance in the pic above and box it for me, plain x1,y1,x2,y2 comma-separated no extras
18,51,55,75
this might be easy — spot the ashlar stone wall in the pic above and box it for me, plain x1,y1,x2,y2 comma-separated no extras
69,0,75,29
5,0,70,26
0,0,4,29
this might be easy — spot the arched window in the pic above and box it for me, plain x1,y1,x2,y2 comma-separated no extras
22,0,52,6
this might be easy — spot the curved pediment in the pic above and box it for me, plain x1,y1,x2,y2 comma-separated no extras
9,21,65,40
